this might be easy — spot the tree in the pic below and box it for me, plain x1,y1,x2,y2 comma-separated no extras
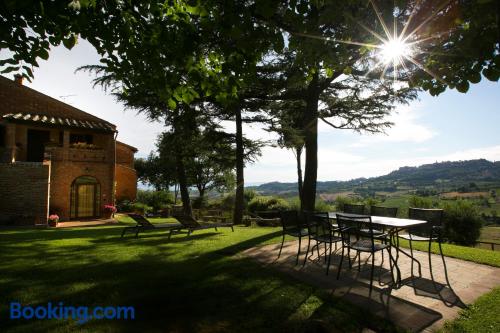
3,0,497,216
134,152,176,191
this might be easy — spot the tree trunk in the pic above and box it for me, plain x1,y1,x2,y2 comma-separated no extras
175,153,192,216
198,186,205,205
301,72,319,211
174,183,179,204
295,146,303,210
233,106,244,225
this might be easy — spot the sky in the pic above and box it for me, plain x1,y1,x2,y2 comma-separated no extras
3,40,499,184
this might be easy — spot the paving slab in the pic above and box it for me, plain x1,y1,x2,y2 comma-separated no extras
241,240,500,332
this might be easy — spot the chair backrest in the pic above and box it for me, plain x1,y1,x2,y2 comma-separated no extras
127,213,154,227
370,205,398,218
336,213,374,249
305,211,333,239
343,203,366,215
172,214,201,228
408,208,444,236
280,210,301,230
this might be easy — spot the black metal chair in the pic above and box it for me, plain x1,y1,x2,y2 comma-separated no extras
370,206,398,218
398,208,450,289
278,210,308,265
367,205,399,242
302,211,342,274
343,203,366,215
336,213,399,295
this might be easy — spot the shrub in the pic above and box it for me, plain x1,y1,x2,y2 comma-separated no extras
315,199,333,212
136,190,174,211
334,196,353,211
130,202,152,215
441,200,483,246
116,199,133,212
287,197,301,211
244,189,257,203
408,195,434,209
247,196,290,213
364,197,381,207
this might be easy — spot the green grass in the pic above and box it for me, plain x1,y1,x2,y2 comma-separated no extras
396,238,500,267
440,287,500,333
0,216,400,333
480,226,500,244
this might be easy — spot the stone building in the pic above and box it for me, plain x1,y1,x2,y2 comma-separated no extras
0,75,137,224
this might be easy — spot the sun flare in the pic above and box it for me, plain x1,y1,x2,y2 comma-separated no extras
379,38,413,64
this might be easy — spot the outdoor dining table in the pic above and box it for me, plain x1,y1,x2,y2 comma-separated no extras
327,212,427,287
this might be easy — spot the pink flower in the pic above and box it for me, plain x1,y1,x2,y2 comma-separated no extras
104,205,117,212
48,214,59,221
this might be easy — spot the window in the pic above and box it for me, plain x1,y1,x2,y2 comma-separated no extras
70,133,93,144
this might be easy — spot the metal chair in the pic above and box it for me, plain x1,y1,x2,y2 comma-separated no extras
336,213,399,295
302,211,342,274
367,205,399,242
370,206,398,218
398,208,450,289
343,203,366,215
277,210,308,265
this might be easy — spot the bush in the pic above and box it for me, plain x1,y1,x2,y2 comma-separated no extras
315,199,334,212
334,196,353,211
136,190,174,211
408,195,435,208
247,196,290,213
130,202,153,215
441,200,483,246
116,199,133,212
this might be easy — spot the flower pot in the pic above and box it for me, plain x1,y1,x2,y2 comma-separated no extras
48,219,58,227
103,211,113,219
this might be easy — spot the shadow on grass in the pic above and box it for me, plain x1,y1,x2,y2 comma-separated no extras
0,226,403,333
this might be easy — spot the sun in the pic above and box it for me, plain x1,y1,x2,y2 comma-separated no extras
379,38,413,64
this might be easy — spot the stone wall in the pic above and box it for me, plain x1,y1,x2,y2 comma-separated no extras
0,162,50,225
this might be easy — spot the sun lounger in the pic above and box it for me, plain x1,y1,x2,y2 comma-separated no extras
121,213,182,238
169,214,234,239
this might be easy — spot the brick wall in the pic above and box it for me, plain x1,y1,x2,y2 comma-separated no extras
0,162,50,225
115,164,137,201
116,142,135,167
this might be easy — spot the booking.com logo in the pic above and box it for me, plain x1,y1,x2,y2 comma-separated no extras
9,302,135,324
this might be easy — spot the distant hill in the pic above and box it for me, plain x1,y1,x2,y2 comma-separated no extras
247,159,500,196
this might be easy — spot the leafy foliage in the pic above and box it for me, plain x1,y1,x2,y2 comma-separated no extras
136,190,174,211
408,195,435,209
247,196,291,213
442,200,483,245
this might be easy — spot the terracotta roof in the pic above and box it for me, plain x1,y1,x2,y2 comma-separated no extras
0,75,116,132
116,140,138,152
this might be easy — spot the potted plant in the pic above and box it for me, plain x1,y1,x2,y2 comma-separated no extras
48,214,59,227
103,205,117,219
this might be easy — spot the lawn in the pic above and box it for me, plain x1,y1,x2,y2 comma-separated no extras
0,216,400,333
1,215,499,333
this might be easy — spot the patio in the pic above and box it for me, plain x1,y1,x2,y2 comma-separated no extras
242,239,500,332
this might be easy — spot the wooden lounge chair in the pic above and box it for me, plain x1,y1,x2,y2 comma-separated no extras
121,213,182,238
169,214,234,239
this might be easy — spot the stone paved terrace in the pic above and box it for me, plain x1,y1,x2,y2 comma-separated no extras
242,240,500,332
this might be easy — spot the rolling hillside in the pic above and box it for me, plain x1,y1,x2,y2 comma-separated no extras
248,159,500,196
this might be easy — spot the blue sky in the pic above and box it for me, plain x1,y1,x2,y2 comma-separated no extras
2,40,499,184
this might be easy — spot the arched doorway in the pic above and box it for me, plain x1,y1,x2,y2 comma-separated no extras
70,176,101,219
